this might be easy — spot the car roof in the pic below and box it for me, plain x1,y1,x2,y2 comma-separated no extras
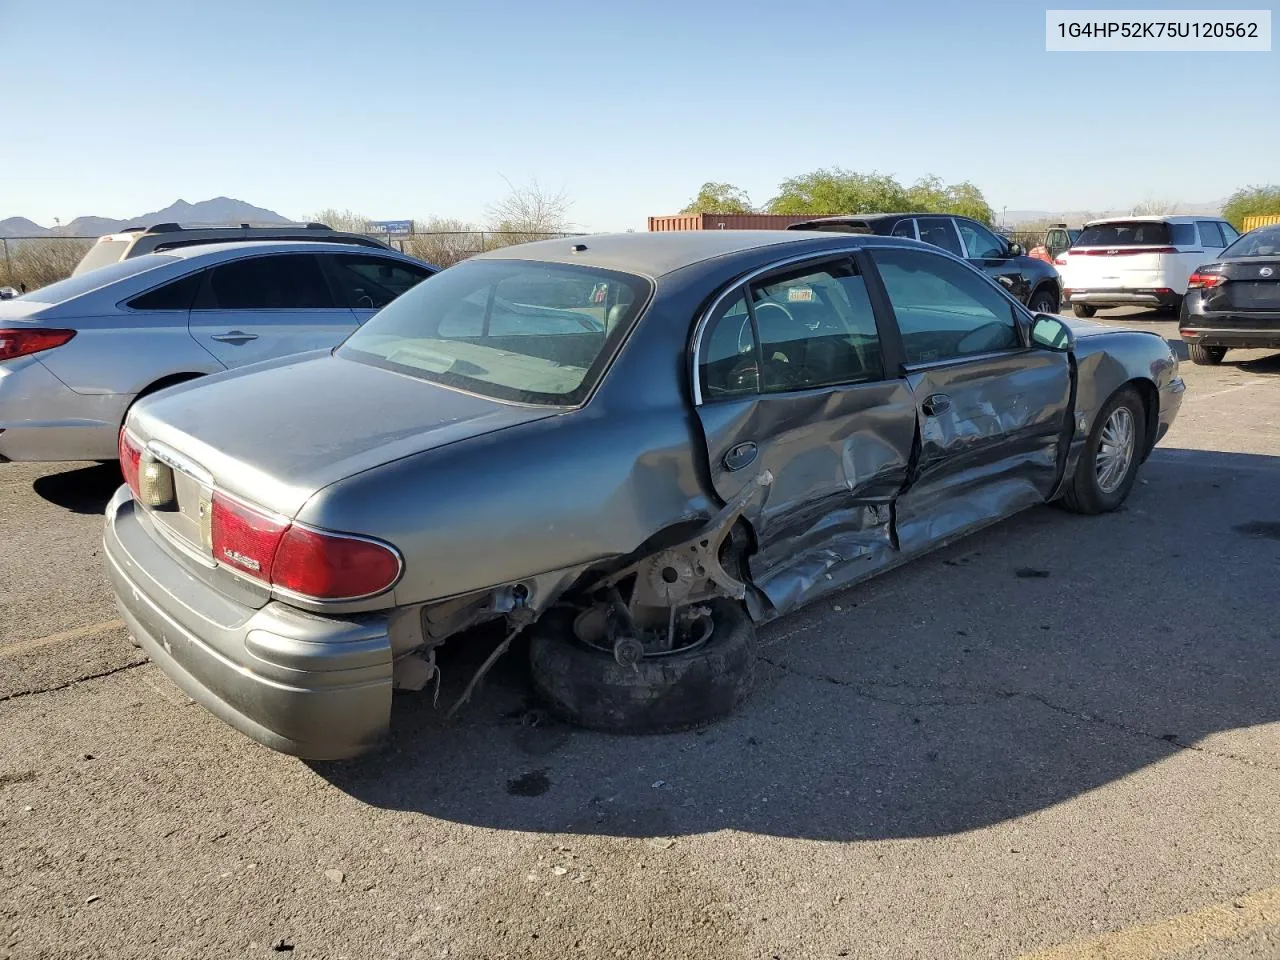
795,213,925,222
473,230,909,277
1082,215,1219,226
161,240,414,261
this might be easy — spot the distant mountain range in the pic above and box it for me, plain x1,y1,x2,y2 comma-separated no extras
1001,199,1224,227
0,197,293,238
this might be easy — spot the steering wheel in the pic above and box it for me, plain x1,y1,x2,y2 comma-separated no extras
753,300,795,328
956,321,1014,355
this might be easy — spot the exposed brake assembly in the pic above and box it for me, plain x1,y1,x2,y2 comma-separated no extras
439,471,773,713
579,471,773,668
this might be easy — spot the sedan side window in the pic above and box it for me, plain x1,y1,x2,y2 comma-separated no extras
750,262,882,393
699,292,757,399
915,217,965,257
200,254,335,310
955,220,1006,259
326,255,434,309
126,271,204,311
872,248,1020,365
699,261,884,401
891,219,918,240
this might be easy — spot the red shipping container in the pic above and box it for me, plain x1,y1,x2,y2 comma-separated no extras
647,214,816,231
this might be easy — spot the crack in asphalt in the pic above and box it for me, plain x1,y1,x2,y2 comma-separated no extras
759,655,1280,774
0,660,148,705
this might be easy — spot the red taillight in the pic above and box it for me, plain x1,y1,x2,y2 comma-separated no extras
1053,256,1068,266
119,429,143,496
271,525,402,600
1187,272,1226,289
0,328,76,362
209,492,400,600
210,493,288,582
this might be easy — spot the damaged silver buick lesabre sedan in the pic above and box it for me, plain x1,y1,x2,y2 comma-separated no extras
104,231,1184,758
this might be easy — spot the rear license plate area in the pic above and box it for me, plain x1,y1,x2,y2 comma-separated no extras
1231,282,1280,309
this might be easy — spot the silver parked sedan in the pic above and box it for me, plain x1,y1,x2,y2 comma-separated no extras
0,241,436,462
104,231,1184,759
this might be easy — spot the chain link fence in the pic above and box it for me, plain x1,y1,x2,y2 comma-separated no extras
0,231,585,293
382,231,583,268
1002,230,1046,252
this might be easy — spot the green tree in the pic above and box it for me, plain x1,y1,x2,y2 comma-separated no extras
941,181,995,225
679,182,754,215
904,176,995,225
1222,185,1280,230
766,168,908,215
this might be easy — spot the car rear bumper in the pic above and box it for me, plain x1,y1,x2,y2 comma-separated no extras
103,485,394,759
0,357,128,461
1064,288,1182,308
1179,320,1280,350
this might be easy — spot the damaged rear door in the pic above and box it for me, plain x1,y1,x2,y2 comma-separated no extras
868,246,1072,553
692,254,917,614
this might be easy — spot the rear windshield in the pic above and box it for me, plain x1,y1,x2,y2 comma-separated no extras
71,239,133,276
1222,225,1280,258
1076,221,1177,246
338,259,651,406
17,254,177,303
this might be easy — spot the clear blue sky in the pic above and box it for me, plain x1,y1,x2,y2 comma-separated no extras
2,0,1276,230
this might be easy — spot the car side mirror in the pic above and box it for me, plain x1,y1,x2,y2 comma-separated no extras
1031,314,1073,352
1007,241,1023,257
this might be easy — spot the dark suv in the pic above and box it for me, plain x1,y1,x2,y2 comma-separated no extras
787,214,1063,314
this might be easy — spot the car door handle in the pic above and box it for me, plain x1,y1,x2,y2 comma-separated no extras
922,394,952,417
210,331,258,344
723,441,759,472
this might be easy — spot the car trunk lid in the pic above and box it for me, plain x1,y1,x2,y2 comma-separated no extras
1213,259,1280,312
0,300,50,323
126,352,559,575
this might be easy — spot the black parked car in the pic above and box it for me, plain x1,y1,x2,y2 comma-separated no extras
788,214,1063,314
1179,224,1280,365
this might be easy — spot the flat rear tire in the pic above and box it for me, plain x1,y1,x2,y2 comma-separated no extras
528,599,756,734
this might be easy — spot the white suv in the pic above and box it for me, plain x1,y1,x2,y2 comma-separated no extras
1057,215,1240,317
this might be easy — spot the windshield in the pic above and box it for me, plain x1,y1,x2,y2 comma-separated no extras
17,254,178,303
71,238,133,276
338,259,651,405
1076,221,1177,246
1222,225,1280,258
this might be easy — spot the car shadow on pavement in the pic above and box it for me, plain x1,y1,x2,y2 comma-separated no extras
313,447,1280,842
32,462,122,514
1236,352,1280,374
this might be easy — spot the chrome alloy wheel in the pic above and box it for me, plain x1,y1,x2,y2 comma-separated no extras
1095,406,1135,494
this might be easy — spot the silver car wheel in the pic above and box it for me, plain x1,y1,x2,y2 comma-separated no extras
1095,406,1135,494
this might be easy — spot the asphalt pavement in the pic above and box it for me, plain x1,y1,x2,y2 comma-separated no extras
2,309,1279,959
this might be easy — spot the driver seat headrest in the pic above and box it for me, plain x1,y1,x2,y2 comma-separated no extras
606,303,629,333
